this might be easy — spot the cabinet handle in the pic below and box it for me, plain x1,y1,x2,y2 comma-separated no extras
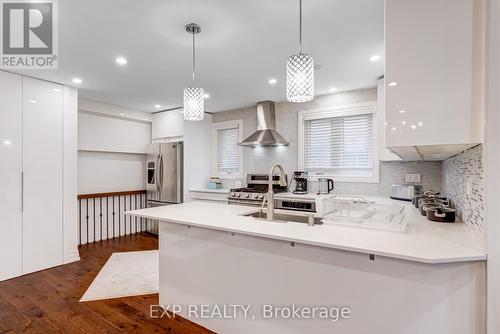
21,172,24,212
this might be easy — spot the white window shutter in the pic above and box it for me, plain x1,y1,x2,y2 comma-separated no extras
217,126,240,173
304,113,373,170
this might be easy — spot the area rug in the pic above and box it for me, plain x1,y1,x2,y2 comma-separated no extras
80,250,159,302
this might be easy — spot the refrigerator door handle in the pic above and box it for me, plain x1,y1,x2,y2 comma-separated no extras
155,154,161,192
158,154,164,192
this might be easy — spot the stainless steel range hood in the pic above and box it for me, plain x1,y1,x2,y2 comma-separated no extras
240,101,289,147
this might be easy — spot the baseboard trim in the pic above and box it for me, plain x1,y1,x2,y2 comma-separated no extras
64,249,81,264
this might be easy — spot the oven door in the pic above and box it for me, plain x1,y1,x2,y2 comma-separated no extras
274,198,316,212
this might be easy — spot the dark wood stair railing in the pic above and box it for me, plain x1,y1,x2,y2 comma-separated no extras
77,190,147,245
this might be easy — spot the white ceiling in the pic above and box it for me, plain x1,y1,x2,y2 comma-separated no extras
15,0,384,112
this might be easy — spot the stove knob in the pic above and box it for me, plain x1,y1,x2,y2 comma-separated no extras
253,194,259,199
230,192,235,197
258,195,264,200
244,194,250,198
236,193,241,198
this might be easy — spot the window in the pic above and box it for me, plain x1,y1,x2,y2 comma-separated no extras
212,120,243,178
299,105,378,182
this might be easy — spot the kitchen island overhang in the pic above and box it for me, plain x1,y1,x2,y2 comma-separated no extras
126,201,486,334
126,201,485,264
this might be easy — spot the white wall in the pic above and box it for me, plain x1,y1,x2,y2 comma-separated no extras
486,0,500,332
213,89,378,180
183,114,213,201
78,151,146,194
77,100,151,195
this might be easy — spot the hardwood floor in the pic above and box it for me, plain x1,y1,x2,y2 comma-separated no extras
0,234,215,333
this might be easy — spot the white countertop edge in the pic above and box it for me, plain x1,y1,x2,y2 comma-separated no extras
189,188,230,194
126,207,486,264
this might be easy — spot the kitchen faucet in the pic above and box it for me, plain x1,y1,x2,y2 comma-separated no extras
267,163,287,221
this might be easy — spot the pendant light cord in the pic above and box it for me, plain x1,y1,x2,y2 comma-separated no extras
299,0,302,54
192,31,196,86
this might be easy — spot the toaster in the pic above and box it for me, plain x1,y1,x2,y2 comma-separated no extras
390,184,423,201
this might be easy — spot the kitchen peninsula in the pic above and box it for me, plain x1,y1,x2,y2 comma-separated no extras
127,199,485,334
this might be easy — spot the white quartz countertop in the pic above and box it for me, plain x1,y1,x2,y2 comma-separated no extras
126,200,486,264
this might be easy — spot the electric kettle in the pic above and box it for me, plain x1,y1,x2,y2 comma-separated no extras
317,178,334,195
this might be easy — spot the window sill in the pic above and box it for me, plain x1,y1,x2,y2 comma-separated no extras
213,174,243,180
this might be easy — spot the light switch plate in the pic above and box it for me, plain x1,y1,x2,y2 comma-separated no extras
405,173,421,183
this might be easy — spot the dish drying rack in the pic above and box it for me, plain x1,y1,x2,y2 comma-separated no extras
321,196,407,232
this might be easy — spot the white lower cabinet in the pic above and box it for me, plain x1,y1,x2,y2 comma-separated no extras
0,71,76,280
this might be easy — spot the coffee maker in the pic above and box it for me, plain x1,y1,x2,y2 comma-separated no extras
292,171,308,194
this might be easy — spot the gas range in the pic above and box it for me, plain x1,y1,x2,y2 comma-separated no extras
227,173,288,206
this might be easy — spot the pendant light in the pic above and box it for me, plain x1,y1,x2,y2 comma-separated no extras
183,23,204,121
286,0,314,103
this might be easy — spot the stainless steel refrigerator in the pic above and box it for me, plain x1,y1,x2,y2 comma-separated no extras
145,142,183,234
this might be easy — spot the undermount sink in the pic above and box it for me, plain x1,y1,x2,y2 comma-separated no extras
242,210,323,225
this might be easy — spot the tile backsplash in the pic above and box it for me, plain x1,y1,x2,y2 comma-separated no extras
333,161,442,196
442,145,485,246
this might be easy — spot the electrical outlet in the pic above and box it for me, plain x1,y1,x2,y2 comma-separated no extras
405,173,421,183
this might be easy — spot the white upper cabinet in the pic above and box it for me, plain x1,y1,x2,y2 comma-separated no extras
152,110,184,141
0,72,78,281
22,77,64,274
385,0,484,160
377,78,402,161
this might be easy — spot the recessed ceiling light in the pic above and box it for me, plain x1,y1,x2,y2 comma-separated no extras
115,56,127,66
72,77,82,84
402,121,406,125
418,121,423,126
268,78,277,85
329,87,338,92
203,93,210,99
411,125,417,130
53,88,61,92
392,126,397,131
369,55,381,62
119,113,125,116
3,140,12,147
398,109,406,113
154,104,162,109
388,81,398,87
28,99,37,104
